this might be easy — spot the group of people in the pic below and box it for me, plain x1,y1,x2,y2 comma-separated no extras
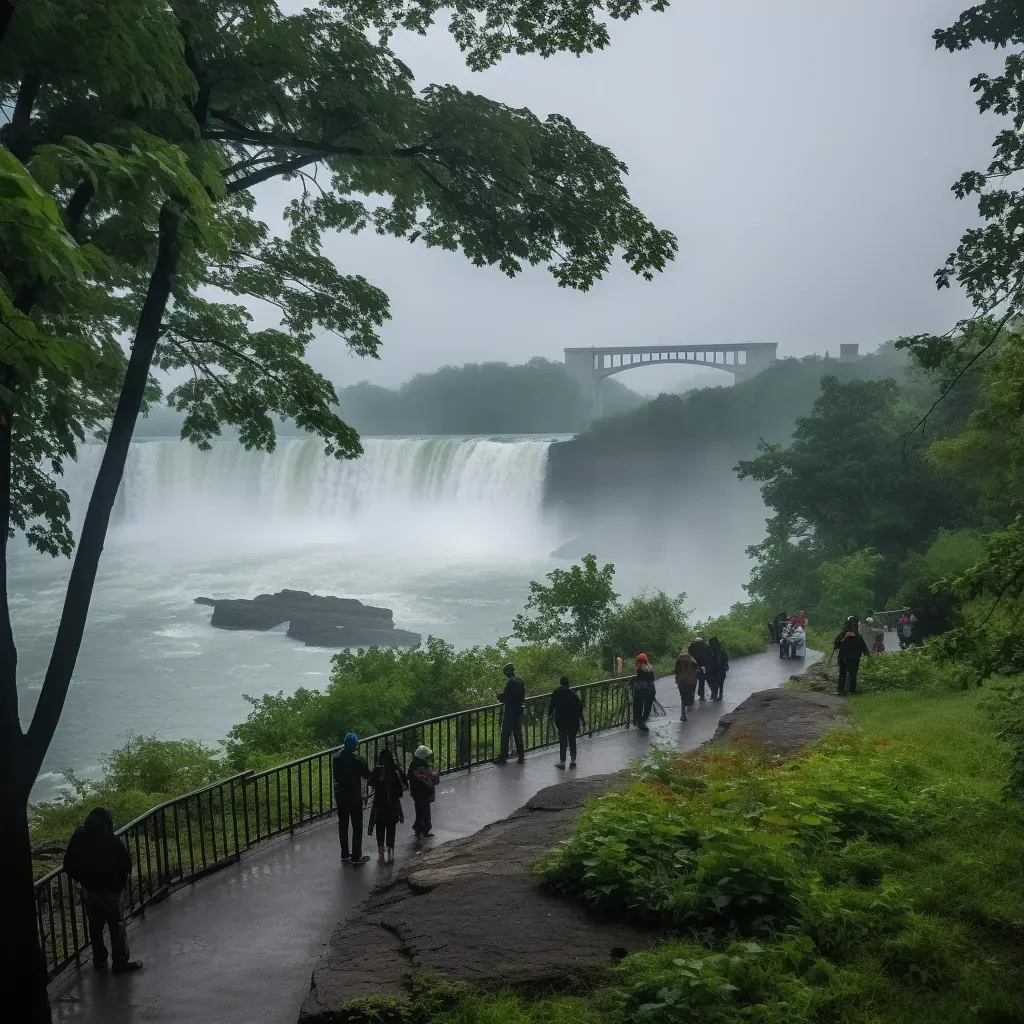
630,637,730,731
331,736,441,865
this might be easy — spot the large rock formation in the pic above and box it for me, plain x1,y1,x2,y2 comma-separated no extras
194,590,421,649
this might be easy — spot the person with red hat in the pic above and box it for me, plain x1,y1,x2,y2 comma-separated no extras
632,653,657,733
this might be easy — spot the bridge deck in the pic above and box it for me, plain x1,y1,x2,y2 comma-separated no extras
51,649,807,1024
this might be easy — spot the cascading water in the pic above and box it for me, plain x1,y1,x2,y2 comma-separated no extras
61,436,557,559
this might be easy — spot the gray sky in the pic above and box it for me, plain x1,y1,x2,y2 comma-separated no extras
258,1,999,395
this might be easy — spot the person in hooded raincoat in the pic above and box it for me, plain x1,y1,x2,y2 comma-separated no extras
548,675,585,768
688,637,713,700
63,808,142,973
633,653,657,732
408,745,440,839
368,747,407,863
332,733,371,864
707,637,730,700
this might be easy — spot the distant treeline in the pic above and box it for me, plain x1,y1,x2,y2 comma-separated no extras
136,358,645,438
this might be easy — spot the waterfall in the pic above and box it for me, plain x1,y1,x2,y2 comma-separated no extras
59,437,556,557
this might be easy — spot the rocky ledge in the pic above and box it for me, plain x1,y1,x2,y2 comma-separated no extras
299,686,850,1022
195,589,421,650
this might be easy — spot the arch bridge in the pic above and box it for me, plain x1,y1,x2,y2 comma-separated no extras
564,342,778,417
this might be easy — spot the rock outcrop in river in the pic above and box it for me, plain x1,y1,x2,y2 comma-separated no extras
195,590,421,649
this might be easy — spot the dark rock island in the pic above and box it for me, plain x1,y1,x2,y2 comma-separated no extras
194,589,421,650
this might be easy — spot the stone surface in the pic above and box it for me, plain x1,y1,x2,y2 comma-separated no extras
712,686,849,754
194,589,421,649
300,772,648,1021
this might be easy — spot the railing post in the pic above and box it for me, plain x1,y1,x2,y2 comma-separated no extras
241,772,251,851
287,766,294,836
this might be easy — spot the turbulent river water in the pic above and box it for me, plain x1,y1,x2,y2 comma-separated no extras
14,433,759,798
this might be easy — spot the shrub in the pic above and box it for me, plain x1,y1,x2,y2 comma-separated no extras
601,589,689,662
858,648,974,695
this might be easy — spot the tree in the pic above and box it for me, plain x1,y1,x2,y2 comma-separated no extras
1,2,676,1017
601,589,689,661
816,549,885,629
512,554,618,654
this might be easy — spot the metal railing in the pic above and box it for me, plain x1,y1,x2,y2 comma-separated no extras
34,674,637,979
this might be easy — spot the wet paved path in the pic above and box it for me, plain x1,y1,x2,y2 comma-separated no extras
52,649,813,1023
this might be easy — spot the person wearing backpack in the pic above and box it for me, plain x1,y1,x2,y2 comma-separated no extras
548,675,585,768
833,617,870,695
674,648,698,721
408,745,440,839
688,637,713,700
708,637,730,701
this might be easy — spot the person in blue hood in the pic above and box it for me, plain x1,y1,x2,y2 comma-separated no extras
332,733,371,864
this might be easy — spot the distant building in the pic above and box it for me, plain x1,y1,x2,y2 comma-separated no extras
839,343,860,361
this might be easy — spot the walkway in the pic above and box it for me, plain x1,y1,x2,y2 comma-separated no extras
51,650,810,1024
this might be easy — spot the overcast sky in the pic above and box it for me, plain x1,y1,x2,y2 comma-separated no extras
260,1,1000,395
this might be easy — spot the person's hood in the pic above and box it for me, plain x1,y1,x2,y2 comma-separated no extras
413,745,433,761
84,807,114,834
502,663,516,677
343,733,358,751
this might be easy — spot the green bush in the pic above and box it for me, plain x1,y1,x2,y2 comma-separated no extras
692,602,767,659
601,589,689,662
857,648,974,695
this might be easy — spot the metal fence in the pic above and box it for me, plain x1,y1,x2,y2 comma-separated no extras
34,674,636,979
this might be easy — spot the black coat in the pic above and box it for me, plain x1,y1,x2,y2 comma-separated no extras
633,666,657,697
408,756,439,803
332,748,371,806
688,640,712,667
368,765,407,808
63,808,132,893
497,674,526,717
833,630,870,662
548,686,585,732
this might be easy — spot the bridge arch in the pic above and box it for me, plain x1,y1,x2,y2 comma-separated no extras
564,343,778,418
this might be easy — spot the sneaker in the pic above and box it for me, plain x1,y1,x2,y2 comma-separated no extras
377,845,386,861
556,761,566,769
93,959,108,972
517,757,525,765
638,723,650,733
494,758,508,765
386,847,395,863
422,831,434,838
569,761,577,769
340,853,351,862
698,696,706,702
112,960,143,974
351,855,370,865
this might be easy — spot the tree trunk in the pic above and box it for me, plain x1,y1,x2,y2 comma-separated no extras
2,202,182,1019
0,1,16,48
25,200,184,779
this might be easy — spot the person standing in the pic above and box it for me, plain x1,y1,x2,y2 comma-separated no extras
495,663,527,764
548,675,585,768
62,808,142,973
688,637,713,700
674,648,698,721
408,745,440,839
833,618,870,695
332,733,371,864
708,637,730,701
632,653,657,732
368,748,407,863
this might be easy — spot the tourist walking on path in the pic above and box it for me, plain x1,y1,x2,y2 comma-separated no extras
63,808,143,974
688,637,713,700
332,733,371,864
632,653,657,732
872,632,886,654
674,648,698,721
368,748,407,863
495,663,527,764
548,675,585,768
708,637,730,701
408,745,439,839
834,617,870,695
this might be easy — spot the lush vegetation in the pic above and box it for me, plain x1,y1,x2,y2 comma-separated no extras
336,675,1022,1024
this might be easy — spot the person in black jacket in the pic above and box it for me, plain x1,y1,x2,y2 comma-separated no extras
688,637,713,700
633,653,657,732
707,637,729,702
833,618,870,695
332,733,371,864
548,676,585,769
494,663,527,764
408,745,440,839
368,748,407,863
62,808,141,973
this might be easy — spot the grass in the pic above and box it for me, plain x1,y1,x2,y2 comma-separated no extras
331,684,1023,1024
